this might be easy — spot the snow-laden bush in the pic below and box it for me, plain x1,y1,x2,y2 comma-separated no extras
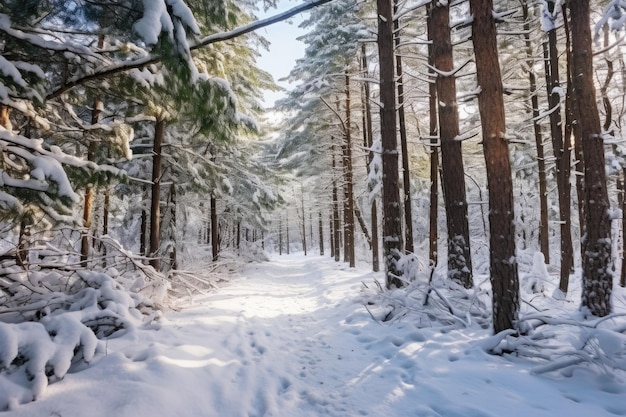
359,259,491,330
0,238,167,411
363,250,626,379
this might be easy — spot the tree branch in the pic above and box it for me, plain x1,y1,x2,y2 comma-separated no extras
46,0,334,100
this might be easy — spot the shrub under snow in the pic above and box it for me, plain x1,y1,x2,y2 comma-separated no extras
0,240,167,411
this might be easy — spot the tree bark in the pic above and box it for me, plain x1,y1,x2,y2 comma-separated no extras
149,117,165,271
169,183,177,270
430,0,473,288
354,205,372,248
563,7,586,257
569,0,612,317
332,147,341,262
361,44,380,272
80,109,101,265
279,216,283,256
377,0,404,288
329,214,334,258
210,194,219,261
319,211,325,256
545,1,573,293
80,34,105,266
301,185,307,256
394,0,414,255
426,4,439,267
140,187,148,258
344,73,355,267
522,1,550,263
622,168,626,287
286,211,290,255
470,0,519,333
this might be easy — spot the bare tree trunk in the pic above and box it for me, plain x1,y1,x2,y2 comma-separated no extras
361,44,380,272
430,0,473,288
470,0,519,333
569,0,612,317
622,168,626,287
319,211,324,256
354,205,371,248
236,220,241,250
545,1,573,293
81,34,105,266
301,185,307,256
394,0,414,254
344,72,355,267
286,211,290,255
169,184,177,270
600,24,614,134
149,117,165,272
377,0,404,288
522,1,550,263
81,118,100,265
140,188,148,258
426,4,439,267
329,214,334,258
210,194,219,261
332,148,341,262
100,185,110,266
563,8,586,256
279,216,283,256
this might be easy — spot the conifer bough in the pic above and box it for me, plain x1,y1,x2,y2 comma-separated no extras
47,0,335,100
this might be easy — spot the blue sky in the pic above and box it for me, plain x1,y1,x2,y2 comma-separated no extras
255,1,307,107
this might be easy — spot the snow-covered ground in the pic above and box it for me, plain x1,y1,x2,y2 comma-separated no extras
4,253,625,417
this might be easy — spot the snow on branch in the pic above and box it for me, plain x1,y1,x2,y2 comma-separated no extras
47,0,334,100
425,58,474,78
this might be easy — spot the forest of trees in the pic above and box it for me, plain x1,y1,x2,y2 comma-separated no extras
1,0,626,403
273,0,626,332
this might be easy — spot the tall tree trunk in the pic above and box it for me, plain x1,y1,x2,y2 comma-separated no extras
81,34,105,266
210,194,219,261
279,216,283,256
600,24,614,134
344,72,355,267
100,185,111,266
377,0,404,288
426,4,439,267
354,205,372,248
149,117,165,272
430,0,473,288
329,214,334,258
361,44,380,272
236,220,241,250
319,211,325,256
563,7,586,256
301,185,307,256
569,0,612,317
393,0,414,254
140,187,148,258
332,147,341,262
169,184,177,270
545,1,573,293
622,168,626,287
522,1,550,263
286,211,290,255
470,0,519,333
81,112,101,265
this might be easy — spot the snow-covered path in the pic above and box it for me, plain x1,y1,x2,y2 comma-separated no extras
7,253,625,417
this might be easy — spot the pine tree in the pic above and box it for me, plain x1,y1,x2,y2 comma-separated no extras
470,0,520,333
570,0,612,317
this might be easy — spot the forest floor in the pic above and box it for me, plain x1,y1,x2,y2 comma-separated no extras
5,253,626,417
